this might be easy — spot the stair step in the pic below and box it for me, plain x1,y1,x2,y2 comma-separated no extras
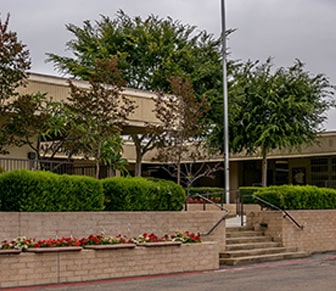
226,226,253,232
220,246,298,258
226,236,273,244
226,231,263,238
220,251,310,266
225,241,282,251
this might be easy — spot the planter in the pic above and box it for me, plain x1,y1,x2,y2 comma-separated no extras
0,249,21,255
25,246,82,253
136,241,182,247
84,244,136,250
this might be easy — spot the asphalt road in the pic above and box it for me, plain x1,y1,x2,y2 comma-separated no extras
5,252,336,291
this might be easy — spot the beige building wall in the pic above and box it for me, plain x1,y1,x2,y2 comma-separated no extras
19,73,160,126
4,72,336,190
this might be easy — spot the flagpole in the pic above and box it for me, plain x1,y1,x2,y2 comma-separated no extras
221,0,230,204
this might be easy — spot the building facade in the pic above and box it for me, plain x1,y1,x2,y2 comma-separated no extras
2,72,336,193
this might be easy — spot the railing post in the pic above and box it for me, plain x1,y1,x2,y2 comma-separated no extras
240,193,244,226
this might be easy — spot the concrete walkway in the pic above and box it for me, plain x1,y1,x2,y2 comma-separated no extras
226,215,246,227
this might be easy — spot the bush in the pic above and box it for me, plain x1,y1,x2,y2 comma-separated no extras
0,170,104,211
253,185,336,210
102,176,185,211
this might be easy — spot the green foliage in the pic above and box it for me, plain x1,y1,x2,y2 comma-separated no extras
230,59,334,157
0,170,104,211
4,92,71,160
47,10,223,98
0,14,31,154
102,176,185,211
47,11,227,176
65,58,135,178
253,185,336,210
225,58,335,186
0,14,31,111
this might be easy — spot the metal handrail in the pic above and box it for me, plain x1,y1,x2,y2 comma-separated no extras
193,193,230,212
252,195,304,230
199,211,231,237
185,192,231,237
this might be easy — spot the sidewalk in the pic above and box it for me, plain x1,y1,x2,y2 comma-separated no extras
226,215,246,227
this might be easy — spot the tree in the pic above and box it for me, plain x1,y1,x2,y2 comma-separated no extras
153,76,218,187
0,13,31,153
229,58,335,186
3,92,72,162
163,162,222,197
66,58,136,178
46,10,226,176
0,14,30,109
130,132,160,176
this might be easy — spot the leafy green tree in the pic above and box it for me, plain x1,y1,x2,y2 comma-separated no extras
46,10,226,176
0,14,30,109
4,92,72,162
66,58,136,178
0,13,31,153
229,58,335,186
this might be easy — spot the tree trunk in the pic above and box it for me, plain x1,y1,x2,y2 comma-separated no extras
134,144,142,176
132,135,142,177
261,151,267,187
95,159,100,179
95,143,101,179
177,162,181,185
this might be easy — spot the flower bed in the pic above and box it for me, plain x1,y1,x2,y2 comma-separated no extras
187,197,221,204
0,231,201,252
132,231,201,244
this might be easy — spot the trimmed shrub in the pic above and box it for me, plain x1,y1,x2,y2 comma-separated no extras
56,174,104,211
0,170,104,211
253,185,336,210
102,176,185,211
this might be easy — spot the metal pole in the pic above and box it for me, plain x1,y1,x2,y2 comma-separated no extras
221,0,230,204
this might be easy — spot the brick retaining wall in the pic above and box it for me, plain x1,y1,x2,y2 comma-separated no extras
0,242,218,288
0,212,226,251
0,211,224,288
247,210,336,253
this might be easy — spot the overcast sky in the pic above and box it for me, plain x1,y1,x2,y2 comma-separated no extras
2,0,336,129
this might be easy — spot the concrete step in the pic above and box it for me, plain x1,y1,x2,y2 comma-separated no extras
226,230,264,238
226,226,253,232
225,241,282,251
222,226,311,266
220,246,299,258
220,251,310,266
226,236,273,244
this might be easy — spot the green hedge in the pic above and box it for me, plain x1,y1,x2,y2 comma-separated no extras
0,170,104,211
102,176,185,211
253,185,336,210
